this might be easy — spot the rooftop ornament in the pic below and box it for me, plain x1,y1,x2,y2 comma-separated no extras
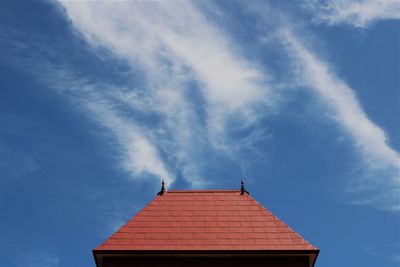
240,179,249,195
157,179,166,196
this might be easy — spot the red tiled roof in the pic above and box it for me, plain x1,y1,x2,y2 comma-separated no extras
95,190,317,252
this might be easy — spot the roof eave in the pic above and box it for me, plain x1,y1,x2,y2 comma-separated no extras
93,249,319,267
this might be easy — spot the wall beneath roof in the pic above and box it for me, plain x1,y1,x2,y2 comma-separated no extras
102,256,310,267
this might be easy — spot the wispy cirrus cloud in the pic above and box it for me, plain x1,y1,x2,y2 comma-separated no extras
243,1,400,210
4,0,398,210
279,27,400,210
0,144,39,182
56,1,273,186
362,243,400,264
14,252,58,267
0,24,172,184
39,68,174,184
304,0,400,28
280,28,399,169
56,0,400,207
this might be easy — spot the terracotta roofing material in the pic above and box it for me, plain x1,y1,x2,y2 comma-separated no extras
94,190,318,266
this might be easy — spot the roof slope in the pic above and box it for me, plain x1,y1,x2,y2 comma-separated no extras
95,190,317,251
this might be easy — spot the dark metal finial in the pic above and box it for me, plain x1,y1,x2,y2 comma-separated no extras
240,179,249,195
157,179,166,196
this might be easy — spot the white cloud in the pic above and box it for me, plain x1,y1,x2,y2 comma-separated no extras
15,252,59,267
56,1,400,200
305,0,400,28
280,28,400,210
56,1,273,185
0,145,39,182
83,96,172,182
281,29,399,169
3,42,173,184
2,0,398,210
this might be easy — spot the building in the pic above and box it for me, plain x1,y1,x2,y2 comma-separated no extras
93,181,319,267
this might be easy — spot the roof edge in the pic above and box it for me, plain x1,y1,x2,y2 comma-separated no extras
166,190,241,193
93,249,319,267
93,249,319,254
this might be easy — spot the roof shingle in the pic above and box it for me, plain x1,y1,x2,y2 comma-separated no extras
96,190,317,251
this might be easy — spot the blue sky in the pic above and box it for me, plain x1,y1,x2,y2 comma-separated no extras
0,0,399,266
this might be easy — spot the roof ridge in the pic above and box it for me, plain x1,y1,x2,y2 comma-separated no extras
167,190,240,193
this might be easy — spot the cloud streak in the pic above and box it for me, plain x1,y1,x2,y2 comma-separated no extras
0,145,39,182
39,68,173,183
0,23,172,183
6,0,397,209
15,252,58,267
279,27,400,210
281,29,398,168
56,0,400,207
304,0,400,28
56,1,273,185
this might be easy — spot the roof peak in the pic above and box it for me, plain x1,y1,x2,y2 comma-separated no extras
157,179,250,196
167,190,240,193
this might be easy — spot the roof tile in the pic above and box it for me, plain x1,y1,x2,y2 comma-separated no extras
95,190,317,251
